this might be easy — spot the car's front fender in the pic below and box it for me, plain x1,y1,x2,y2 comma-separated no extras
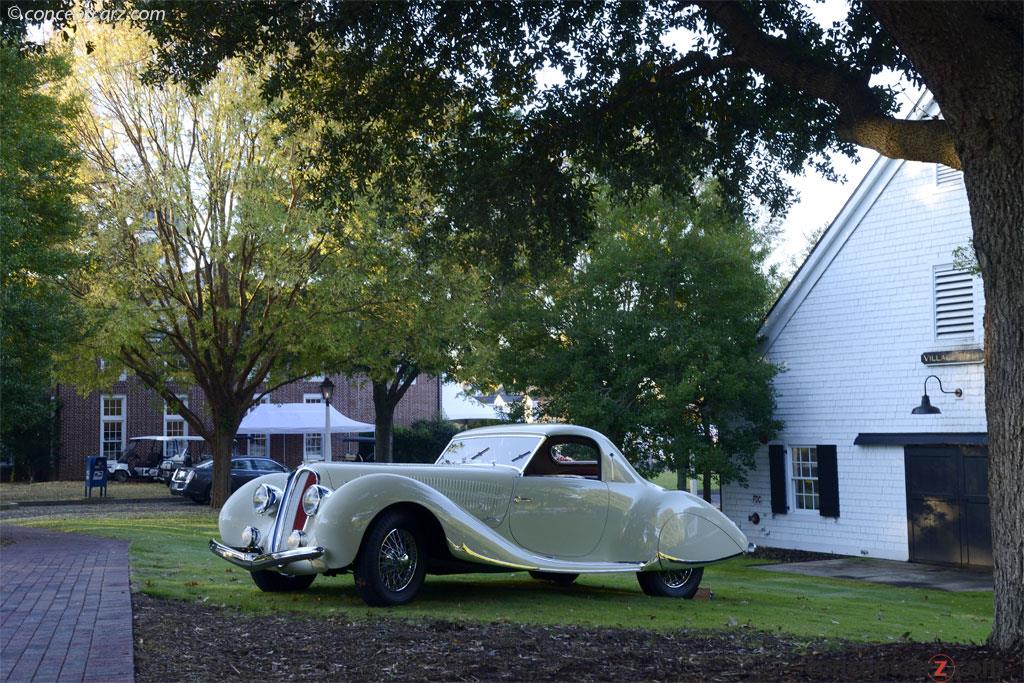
218,472,290,548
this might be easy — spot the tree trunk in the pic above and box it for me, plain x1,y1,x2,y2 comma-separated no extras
372,381,396,464
963,148,1024,653
867,1,1023,651
209,429,235,509
702,468,712,504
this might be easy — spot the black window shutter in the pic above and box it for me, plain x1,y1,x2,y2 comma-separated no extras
817,445,840,518
769,445,788,514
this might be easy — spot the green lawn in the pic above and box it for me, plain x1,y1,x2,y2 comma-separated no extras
0,480,173,503
11,514,992,644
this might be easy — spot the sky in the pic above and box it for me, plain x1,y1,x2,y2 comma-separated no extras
769,0,912,275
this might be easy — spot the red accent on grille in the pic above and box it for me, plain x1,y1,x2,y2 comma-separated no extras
292,473,317,531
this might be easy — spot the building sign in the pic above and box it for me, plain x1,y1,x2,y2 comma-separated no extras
921,349,984,365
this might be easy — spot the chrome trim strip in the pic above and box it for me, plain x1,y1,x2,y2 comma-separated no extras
270,467,319,552
209,539,324,571
448,540,539,571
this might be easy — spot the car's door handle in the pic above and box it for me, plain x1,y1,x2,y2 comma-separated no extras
513,496,532,504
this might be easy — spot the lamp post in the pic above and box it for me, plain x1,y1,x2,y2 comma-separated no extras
319,377,334,462
911,374,962,414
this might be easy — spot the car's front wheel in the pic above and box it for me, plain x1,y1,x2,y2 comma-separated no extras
529,571,579,587
250,570,316,592
113,470,129,483
636,567,704,598
354,510,426,606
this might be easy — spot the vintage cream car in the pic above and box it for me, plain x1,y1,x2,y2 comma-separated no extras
211,424,754,606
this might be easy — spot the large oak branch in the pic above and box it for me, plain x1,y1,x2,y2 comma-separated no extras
696,0,961,169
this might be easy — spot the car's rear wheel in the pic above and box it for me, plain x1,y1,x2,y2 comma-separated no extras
250,570,316,592
113,470,129,483
636,567,704,598
354,510,426,606
529,571,579,587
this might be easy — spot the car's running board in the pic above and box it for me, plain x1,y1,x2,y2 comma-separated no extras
447,540,736,574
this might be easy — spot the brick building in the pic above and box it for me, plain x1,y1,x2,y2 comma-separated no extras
721,97,990,568
55,374,441,480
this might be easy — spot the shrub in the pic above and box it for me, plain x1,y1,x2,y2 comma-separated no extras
392,419,461,464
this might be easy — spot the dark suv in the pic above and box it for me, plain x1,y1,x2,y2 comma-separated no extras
170,457,288,504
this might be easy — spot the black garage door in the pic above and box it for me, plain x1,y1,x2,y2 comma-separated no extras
904,446,991,568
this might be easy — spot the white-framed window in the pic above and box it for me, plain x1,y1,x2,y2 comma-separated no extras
100,395,126,459
163,395,189,458
933,265,976,341
304,433,323,461
303,393,324,461
248,395,272,458
790,446,819,511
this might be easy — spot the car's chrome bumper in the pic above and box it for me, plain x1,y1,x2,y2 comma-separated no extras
209,539,324,571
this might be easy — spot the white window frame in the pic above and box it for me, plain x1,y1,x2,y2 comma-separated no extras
788,446,820,513
163,395,189,458
248,395,272,458
99,394,127,459
303,393,324,462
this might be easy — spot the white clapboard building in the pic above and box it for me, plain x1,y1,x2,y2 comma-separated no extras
721,99,990,568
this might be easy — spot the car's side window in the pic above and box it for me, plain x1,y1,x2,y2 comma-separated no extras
525,438,601,479
550,442,599,463
232,459,251,471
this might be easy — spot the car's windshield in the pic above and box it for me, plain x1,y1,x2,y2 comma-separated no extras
435,435,544,470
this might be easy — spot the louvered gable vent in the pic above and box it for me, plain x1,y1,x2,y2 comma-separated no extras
934,267,975,339
936,164,963,188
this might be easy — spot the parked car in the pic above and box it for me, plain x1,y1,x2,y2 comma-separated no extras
171,457,288,504
106,436,207,483
210,424,753,606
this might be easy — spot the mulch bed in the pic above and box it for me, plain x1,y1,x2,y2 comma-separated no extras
132,594,1021,682
747,547,844,564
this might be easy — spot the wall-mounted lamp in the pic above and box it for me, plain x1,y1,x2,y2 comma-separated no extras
911,375,962,415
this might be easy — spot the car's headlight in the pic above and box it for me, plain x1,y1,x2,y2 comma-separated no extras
301,485,332,516
253,483,283,515
184,470,195,484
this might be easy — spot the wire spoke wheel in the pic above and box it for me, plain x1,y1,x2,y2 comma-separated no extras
662,569,693,589
378,528,418,593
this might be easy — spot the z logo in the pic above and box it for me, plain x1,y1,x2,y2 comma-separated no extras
927,653,956,682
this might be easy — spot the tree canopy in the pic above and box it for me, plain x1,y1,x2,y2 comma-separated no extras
471,186,779,492
0,46,83,479
60,23,350,505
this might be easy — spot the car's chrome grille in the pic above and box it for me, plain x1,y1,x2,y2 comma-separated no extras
269,467,319,552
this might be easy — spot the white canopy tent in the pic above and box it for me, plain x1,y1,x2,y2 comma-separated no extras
238,403,375,435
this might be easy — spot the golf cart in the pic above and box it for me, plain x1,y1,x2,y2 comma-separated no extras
107,436,207,483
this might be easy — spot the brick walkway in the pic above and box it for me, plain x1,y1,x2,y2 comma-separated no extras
1,526,134,682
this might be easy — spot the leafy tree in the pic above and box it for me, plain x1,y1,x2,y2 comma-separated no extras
471,187,779,498
316,199,485,462
0,46,82,480
393,418,461,464
60,24,350,506
135,1,1024,648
